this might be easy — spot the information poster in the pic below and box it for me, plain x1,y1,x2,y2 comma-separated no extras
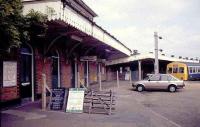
66,88,85,113
50,88,67,110
3,61,17,87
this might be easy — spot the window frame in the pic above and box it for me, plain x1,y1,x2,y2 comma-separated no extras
179,67,184,73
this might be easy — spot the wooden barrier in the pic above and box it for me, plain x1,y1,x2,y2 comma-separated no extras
84,90,115,115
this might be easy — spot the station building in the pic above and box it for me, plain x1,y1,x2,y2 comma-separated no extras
106,53,199,81
0,0,131,105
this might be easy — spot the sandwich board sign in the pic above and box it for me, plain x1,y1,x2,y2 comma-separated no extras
66,88,85,113
50,88,67,110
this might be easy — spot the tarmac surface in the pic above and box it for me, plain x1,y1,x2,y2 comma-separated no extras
1,81,200,127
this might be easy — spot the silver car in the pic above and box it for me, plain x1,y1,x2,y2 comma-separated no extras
132,74,185,92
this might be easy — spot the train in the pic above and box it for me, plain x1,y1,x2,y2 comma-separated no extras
167,62,200,80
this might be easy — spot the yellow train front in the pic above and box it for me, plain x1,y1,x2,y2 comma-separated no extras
167,62,200,80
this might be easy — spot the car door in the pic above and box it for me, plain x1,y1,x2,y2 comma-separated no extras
159,75,170,89
146,74,160,89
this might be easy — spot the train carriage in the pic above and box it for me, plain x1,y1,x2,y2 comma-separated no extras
167,62,200,80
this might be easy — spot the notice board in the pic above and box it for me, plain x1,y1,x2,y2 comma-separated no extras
3,61,17,87
50,88,67,110
66,88,85,113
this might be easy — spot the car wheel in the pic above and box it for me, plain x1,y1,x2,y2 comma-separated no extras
137,85,144,92
168,85,176,92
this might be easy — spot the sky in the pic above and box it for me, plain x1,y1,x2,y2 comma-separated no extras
84,0,200,59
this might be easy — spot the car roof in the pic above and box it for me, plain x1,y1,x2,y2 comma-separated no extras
147,74,169,76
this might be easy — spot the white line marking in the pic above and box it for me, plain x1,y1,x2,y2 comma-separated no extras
147,108,182,127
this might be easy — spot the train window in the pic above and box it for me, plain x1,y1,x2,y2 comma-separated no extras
179,67,184,73
189,67,193,74
198,67,200,73
193,67,196,73
168,67,172,73
173,67,178,73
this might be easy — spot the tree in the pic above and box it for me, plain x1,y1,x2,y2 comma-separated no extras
0,0,47,52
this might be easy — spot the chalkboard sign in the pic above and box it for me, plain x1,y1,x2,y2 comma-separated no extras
50,88,67,110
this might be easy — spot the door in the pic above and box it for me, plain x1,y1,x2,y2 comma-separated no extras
146,74,160,89
20,48,32,99
160,75,170,89
71,60,78,88
52,56,58,89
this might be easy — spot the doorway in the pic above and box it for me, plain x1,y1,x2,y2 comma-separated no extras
71,60,78,88
20,47,32,100
51,51,60,89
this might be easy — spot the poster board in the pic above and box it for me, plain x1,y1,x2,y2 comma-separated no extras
50,88,67,110
66,88,85,113
3,61,17,87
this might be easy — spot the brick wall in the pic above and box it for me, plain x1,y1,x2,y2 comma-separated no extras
60,57,72,88
34,49,52,94
78,61,84,87
89,62,97,84
0,87,19,102
0,49,20,102
101,64,106,81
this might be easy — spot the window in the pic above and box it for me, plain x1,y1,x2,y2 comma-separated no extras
160,75,169,81
168,75,178,81
173,67,178,73
198,67,200,73
193,67,196,73
149,75,160,81
189,67,193,74
168,67,172,73
179,67,184,73
102,66,105,74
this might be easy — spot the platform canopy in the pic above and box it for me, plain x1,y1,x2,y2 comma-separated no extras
106,53,199,65
22,0,132,60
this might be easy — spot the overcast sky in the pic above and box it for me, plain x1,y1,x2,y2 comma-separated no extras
84,0,200,59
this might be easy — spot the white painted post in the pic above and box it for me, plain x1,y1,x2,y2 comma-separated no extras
86,61,89,87
129,70,132,84
31,50,34,102
154,32,159,74
98,63,102,91
117,70,119,88
138,60,142,80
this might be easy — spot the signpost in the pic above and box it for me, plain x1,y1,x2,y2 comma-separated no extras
50,88,67,110
80,56,97,62
66,88,85,113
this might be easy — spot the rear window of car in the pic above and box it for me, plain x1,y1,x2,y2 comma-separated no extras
168,75,178,81
160,75,169,81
